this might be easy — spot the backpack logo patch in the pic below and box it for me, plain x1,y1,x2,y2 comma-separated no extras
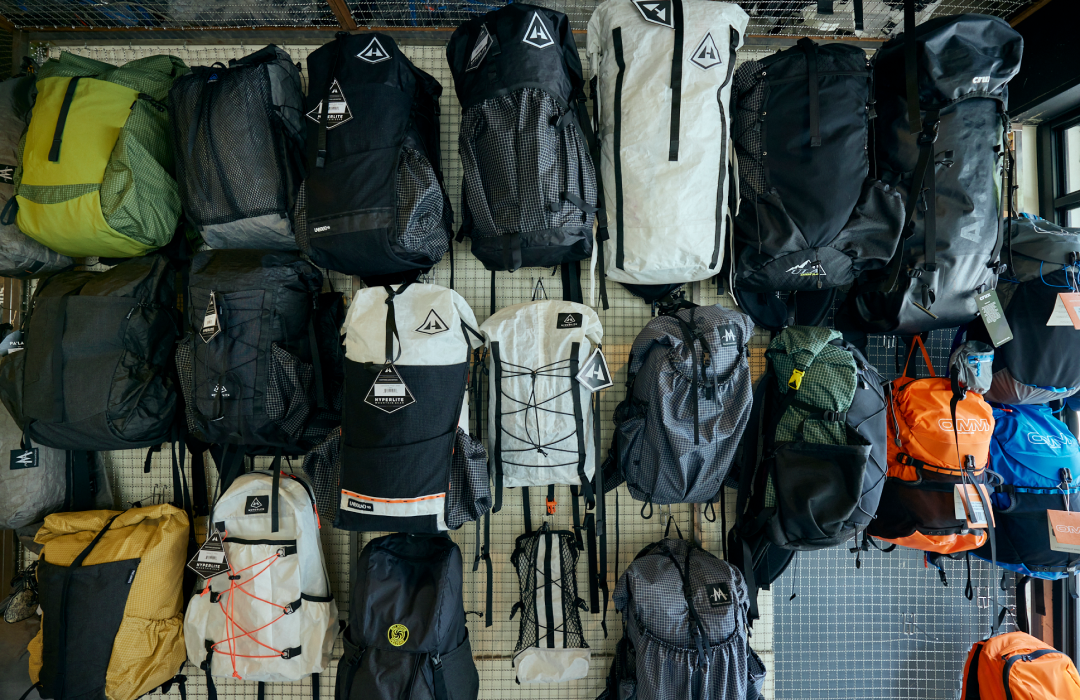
9,448,39,470
707,581,732,607
786,260,826,277
365,362,416,413
245,496,269,515
690,32,722,71
388,624,409,646
523,12,555,49
719,326,738,348
633,0,674,28
357,36,391,64
557,312,583,329
0,163,15,184
346,498,374,512
305,79,353,130
126,569,137,584
415,309,450,335
466,25,494,72
1028,432,1076,450
576,347,614,392
937,418,991,434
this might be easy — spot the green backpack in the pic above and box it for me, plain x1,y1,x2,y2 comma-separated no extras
6,53,187,258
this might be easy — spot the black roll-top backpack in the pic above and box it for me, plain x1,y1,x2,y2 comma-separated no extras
301,32,452,283
731,38,904,330
0,255,178,451
849,13,1023,334
447,3,597,272
175,249,344,453
336,533,479,700
170,45,306,251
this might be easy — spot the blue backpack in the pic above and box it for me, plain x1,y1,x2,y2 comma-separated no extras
973,404,1080,579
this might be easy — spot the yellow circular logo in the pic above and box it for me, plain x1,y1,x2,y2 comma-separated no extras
387,624,409,647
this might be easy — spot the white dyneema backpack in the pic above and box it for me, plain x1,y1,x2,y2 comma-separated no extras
184,471,337,696
587,0,748,303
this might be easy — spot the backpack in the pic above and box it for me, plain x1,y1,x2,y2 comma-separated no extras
6,52,187,259
0,72,73,278
447,4,597,272
970,404,1080,579
0,255,179,451
184,471,337,693
868,336,995,554
27,504,190,700
962,632,1080,700
587,0,748,299
333,283,488,533
169,45,306,251
850,14,1023,334
301,33,452,281
730,39,904,329
607,303,754,511
510,523,591,683
176,249,343,453
982,216,1080,405
336,533,480,700
600,537,766,700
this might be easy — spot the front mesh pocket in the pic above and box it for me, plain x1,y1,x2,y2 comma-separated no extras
395,146,449,263
445,427,491,530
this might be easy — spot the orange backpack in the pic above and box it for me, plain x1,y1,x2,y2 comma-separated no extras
962,632,1080,700
868,336,995,554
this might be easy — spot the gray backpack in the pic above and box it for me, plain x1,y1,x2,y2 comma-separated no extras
605,303,754,513
0,71,73,278
599,537,766,700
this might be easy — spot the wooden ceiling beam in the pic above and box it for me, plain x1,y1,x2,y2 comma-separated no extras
325,0,357,31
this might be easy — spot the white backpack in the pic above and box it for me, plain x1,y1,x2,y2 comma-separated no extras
184,471,337,692
587,0,748,292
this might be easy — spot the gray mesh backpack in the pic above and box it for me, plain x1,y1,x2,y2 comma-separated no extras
170,45,306,250
0,70,73,278
605,302,754,513
447,3,597,272
599,536,766,700
510,522,591,684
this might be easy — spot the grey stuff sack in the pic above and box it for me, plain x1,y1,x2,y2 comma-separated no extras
607,304,754,510
600,538,766,700
0,73,74,278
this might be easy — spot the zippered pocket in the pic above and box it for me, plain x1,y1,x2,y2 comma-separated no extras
1003,648,1080,700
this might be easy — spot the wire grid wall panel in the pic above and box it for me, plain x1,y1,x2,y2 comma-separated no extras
31,39,1009,700
5,0,1037,34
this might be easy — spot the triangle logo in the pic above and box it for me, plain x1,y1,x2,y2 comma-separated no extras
690,32,722,70
357,36,391,64
634,0,674,28
250,498,262,508
415,309,450,335
575,347,614,393
523,12,555,49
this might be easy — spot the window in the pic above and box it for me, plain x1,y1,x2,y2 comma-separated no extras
1039,108,1080,225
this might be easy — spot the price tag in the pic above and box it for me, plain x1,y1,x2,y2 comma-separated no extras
364,362,416,413
974,289,1013,346
575,348,613,393
200,291,221,344
953,484,994,529
1047,292,1080,329
186,530,230,578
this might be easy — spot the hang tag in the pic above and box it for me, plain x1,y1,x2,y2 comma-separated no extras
974,289,1013,346
0,329,24,356
466,25,493,72
305,79,353,130
953,484,993,528
1048,510,1080,553
200,292,221,344
1047,292,1080,329
364,362,416,413
9,448,39,470
575,347,613,392
186,530,230,578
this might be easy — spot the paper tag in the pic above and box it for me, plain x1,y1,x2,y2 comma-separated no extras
576,347,613,392
9,448,39,470
1047,292,1080,329
953,484,993,528
975,289,1013,346
305,79,353,130
186,530,230,578
1048,510,1080,553
466,25,493,71
364,362,416,413
200,291,221,344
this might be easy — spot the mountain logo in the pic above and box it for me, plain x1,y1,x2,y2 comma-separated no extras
415,309,450,335
707,581,732,607
357,36,391,64
690,32,722,70
245,496,269,514
523,12,555,49
634,0,674,27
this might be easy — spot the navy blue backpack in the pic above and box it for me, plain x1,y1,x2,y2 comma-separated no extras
973,404,1080,579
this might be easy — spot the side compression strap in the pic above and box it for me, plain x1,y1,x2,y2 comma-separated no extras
593,390,609,636
903,0,921,135
491,341,505,513
67,451,94,512
798,38,822,148
271,452,282,534
612,28,627,272
882,112,940,294
49,76,80,162
668,0,685,161
316,34,347,168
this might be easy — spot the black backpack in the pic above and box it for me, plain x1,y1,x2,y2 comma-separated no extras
337,534,479,700
0,255,179,451
301,33,452,282
731,39,903,330
170,45,306,251
850,13,1023,334
447,3,597,273
176,249,344,453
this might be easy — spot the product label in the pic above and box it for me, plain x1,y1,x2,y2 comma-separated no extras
9,448,38,470
557,312,583,329
633,0,674,28
1047,292,1080,329
576,347,613,392
975,289,1013,346
305,79,353,130
200,292,221,344
245,495,269,515
466,25,493,71
953,484,993,528
186,530,230,578
1048,510,1080,553
706,581,732,607
364,362,416,413
0,163,15,184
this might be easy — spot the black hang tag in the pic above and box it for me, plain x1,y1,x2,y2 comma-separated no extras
975,289,1013,347
200,291,221,344
245,495,269,515
576,348,613,393
0,162,15,184
466,25,493,72
706,581,732,607
557,312,583,329
10,448,39,470
186,530,230,578
364,362,416,414
305,79,353,130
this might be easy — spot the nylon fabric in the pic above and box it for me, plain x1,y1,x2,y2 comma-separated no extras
962,632,1080,700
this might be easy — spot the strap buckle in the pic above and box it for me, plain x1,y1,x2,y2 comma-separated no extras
918,120,940,145
546,497,557,515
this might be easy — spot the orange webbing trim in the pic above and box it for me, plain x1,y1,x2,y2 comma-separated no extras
902,335,936,379
210,551,291,679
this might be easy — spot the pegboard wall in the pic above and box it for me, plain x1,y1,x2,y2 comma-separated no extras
16,39,1015,700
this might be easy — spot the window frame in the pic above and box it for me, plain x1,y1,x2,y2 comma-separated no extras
1037,105,1080,224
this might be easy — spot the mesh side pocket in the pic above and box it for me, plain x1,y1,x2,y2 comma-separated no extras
395,146,449,263
302,426,341,526
732,60,768,202
445,427,491,530
266,342,315,440
174,334,201,437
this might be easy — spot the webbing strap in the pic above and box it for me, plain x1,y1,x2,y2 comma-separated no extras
964,641,984,700
433,658,449,700
612,28,627,271
49,76,80,162
382,282,413,364
522,486,532,534
586,76,610,311
316,35,347,168
593,390,608,636
561,262,583,304
543,528,556,648
312,673,320,700
491,341,505,514
484,512,493,627
903,0,921,134
569,342,591,503
882,115,939,293
307,314,327,410
798,39,822,148
67,451,94,511
270,452,282,533
204,647,217,700
667,0,684,161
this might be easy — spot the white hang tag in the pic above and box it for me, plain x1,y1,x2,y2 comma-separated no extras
576,347,613,393
364,362,416,413
200,291,221,344
1047,292,1080,329
186,530,230,578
